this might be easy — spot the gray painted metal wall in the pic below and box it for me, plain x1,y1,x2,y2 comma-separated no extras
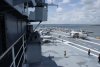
5,0,27,16
5,13,27,48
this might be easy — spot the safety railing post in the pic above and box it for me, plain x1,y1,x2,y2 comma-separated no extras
0,33,26,67
12,47,16,67
22,35,25,63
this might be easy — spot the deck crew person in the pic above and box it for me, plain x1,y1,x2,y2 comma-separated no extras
88,49,91,56
98,54,100,63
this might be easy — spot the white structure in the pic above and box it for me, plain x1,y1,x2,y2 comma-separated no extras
70,30,88,39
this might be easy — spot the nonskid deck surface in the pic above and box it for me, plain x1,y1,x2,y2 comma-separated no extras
29,37,100,67
51,31,100,54
41,40,100,67
28,30,100,67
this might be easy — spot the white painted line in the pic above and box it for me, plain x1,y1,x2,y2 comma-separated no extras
79,39,100,46
64,42,98,57
54,36,99,57
66,40,100,54
52,32,100,46
55,37,98,57
57,39,98,57
52,32,100,53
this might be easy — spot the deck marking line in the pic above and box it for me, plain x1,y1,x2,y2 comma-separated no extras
52,32,100,46
52,33,100,54
54,36,99,57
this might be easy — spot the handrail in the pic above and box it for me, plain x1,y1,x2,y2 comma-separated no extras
9,44,27,67
15,43,23,59
0,33,25,60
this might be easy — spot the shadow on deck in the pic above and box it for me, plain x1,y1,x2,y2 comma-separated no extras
28,56,63,67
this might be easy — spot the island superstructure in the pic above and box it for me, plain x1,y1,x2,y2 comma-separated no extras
0,0,100,67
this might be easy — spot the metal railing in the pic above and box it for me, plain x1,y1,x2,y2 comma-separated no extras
0,33,27,67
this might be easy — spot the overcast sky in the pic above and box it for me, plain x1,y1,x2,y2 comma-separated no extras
42,0,100,24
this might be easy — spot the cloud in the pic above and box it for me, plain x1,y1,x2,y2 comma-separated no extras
56,7,63,13
46,8,86,24
61,0,70,4
94,0,100,8
58,0,70,6
47,0,55,4
81,0,100,24
45,0,100,24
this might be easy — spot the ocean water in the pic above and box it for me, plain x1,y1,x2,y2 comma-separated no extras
33,24,100,38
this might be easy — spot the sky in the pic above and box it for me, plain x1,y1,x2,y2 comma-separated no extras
43,0,100,24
